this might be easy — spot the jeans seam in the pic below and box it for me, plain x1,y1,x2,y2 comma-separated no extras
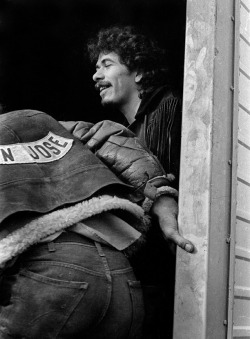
92,242,112,327
20,269,89,288
53,242,95,248
111,267,134,275
55,287,89,338
23,260,107,277
127,280,144,338
95,242,112,283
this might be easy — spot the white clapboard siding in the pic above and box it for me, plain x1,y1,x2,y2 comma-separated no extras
233,1,250,337
239,38,250,75
239,71,250,110
238,106,250,145
241,0,250,12
237,143,250,184
236,214,250,251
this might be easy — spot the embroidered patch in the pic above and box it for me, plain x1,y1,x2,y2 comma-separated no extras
0,132,74,164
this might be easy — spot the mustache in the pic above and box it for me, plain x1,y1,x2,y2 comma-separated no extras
95,81,111,91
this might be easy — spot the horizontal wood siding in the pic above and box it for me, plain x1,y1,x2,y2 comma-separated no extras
233,1,250,337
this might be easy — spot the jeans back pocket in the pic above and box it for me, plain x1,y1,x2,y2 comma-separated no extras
127,280,144,339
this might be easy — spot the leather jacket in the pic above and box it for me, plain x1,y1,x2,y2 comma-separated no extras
60,120,177,202
0,110,176,268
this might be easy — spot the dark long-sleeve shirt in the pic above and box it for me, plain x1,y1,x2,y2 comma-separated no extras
128,86,182,189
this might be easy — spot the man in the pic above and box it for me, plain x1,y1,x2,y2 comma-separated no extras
0,109,191,338
87,25,188,338
88,25,181,184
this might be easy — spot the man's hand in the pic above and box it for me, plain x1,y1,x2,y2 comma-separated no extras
151,195,194,253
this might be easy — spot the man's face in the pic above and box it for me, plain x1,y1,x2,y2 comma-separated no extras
93,52,139,108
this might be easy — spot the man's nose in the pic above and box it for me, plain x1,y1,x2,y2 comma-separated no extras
93,69,104,82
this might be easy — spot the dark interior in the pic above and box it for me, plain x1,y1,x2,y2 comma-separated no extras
0,0,186,122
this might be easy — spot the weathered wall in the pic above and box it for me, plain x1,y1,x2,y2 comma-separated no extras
173,0,234,338
173,1,216,337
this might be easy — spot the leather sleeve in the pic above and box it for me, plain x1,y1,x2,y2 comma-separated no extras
95,133,172,200
60,120,177,201
59,120,94,141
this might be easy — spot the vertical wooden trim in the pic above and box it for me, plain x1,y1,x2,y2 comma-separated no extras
174,0,234,338
173,1,216,338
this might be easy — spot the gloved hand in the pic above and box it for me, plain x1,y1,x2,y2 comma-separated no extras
151,195,194,253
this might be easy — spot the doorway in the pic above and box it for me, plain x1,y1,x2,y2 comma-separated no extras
0,0,186,122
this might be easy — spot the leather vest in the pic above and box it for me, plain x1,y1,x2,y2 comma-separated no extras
0,110,131,225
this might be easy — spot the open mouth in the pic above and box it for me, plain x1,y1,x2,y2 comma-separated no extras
99,84,111,94
95,82,112,94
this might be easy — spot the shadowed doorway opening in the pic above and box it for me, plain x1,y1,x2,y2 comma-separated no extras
0,0,186,123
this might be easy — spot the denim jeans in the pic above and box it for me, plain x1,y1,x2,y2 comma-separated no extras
0,232,144,338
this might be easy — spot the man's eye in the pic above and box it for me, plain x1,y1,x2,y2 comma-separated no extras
104,63,112,68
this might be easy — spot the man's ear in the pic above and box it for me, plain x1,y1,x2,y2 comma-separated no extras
135,73,142,83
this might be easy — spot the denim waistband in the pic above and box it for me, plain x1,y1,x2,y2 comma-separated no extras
21,230,133,275
54,231,98,246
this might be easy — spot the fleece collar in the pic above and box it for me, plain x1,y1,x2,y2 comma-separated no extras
0,195,145,268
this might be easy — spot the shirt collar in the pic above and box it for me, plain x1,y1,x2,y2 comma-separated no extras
135,85,169,120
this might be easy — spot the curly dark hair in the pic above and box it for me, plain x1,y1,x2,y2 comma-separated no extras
87,25,169,94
